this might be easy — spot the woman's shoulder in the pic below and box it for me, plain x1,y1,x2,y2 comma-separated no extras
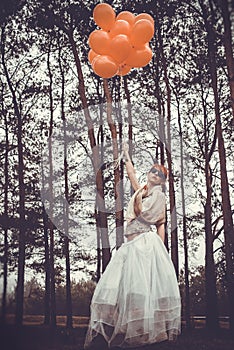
152,186,166,201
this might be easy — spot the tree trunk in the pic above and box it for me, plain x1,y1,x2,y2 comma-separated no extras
95,207,101,282
123,76,135,197
96,104,104,276
156,20,179,276
176,97,191,329
47,44,56,328
64,236,73,328
68,31,111,270
1,106,9,324
204,164,219,331
201,80,219,331
1,27,26,326
59,45,73,328
200,1,234,331
103,79,124,249
42,206,51,325
211,62,234,333
220,0,234,122
40,150,51,325
15,78,26,327
153,51,168,249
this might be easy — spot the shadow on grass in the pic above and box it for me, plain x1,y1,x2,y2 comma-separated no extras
0,324,233,350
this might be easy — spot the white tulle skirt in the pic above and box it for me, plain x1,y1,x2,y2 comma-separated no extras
85,231,181,348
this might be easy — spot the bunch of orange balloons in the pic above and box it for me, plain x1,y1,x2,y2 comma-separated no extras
88,3,154,79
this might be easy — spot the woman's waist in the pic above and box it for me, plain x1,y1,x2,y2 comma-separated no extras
125,217,152,237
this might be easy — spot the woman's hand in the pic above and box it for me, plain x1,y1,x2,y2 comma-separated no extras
122,142,129,154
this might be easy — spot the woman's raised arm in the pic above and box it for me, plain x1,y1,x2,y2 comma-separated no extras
123,143,141,191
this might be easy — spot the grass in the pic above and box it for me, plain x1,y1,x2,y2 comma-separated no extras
5,314,89,327
0,315,233,350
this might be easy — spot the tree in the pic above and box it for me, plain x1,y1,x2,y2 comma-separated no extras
197,0,234,332
219,0,234,122
1,26,27,326
154,3,179,277
103,79,124,249
58,41,73,328
0,82,10,324
0,0,26,25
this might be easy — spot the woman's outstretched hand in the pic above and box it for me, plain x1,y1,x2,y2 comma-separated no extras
122,142,129,154
122,142,132,164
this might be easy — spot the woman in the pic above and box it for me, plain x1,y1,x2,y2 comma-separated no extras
85,145,181,348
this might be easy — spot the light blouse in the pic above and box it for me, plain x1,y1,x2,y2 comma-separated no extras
125,184,166,237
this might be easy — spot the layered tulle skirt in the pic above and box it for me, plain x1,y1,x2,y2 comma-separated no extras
85,231,181,348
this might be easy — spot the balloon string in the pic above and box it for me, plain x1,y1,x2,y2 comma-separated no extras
120,75,128,143
113,74,125,170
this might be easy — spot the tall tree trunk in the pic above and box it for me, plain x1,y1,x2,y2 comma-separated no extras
58,45,73,328
189,78,219,331
204,164,219,331
210,54,234,333
40,146,51,325
156,20,179,276
200,0,234,332
42,207,50,325
123,76,134,197
96,103,104,277
121,76,134,202
103,79,124,249
63,113,73,330
176,97,191,329
15,83,26,327
153,50,168,249
1,27,26,326
68,31,111,270
220,0,234,122
64,234,72,329
116,78,125,245
1,106,9,324
47,44,56,328
95,207,101,282
201,82,219,331
123,77,133,157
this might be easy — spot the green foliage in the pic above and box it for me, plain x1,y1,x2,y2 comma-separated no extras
55,279,96,316
179,265,229,317
5,278,96,316
0,0,26,25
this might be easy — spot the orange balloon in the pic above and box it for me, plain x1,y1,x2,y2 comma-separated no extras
91,54,101,69
92,55,118,78
116,11,135,26
135,13,154,26
88,49,98,64
130,19,154,47
109,34,131,63
117,63,132,76
88,30,110,55
125,45,153,68
93,3,116,31
109,20,131,38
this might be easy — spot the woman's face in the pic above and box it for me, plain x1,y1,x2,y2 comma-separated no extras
147,167,165,185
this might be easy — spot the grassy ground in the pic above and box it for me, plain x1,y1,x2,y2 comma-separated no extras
0,316,233,350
